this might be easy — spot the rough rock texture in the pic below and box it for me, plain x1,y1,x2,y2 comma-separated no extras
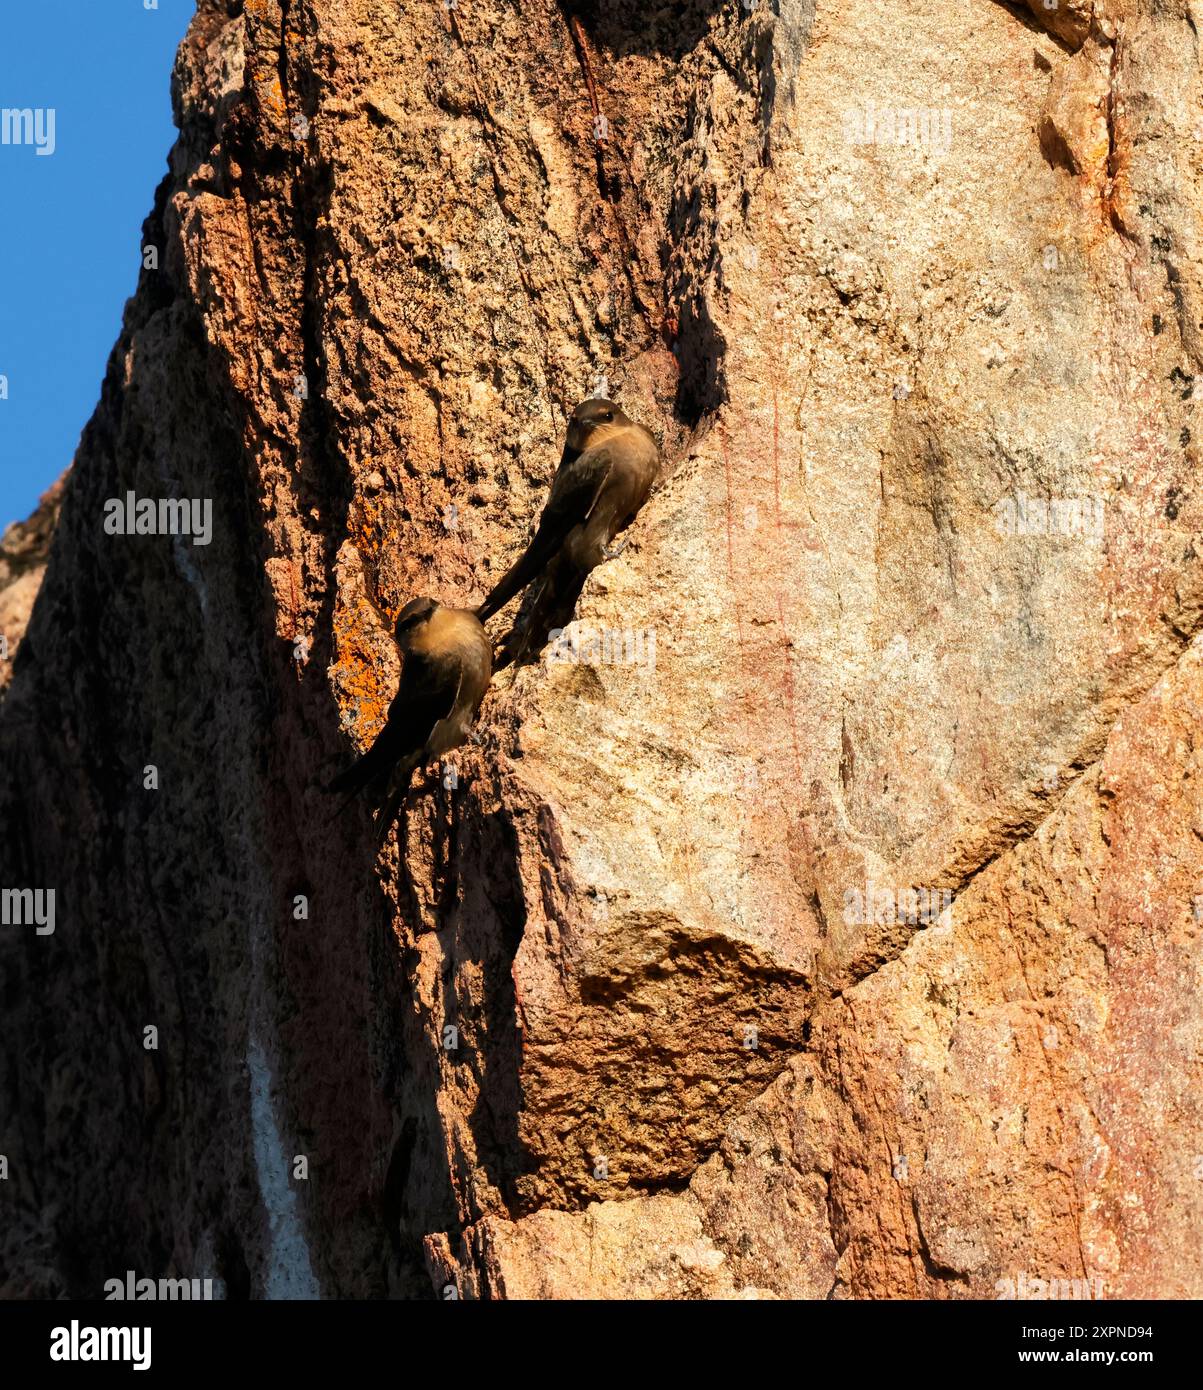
0,479,64,695
2,0,1202,1299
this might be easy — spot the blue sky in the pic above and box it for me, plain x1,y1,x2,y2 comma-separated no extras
0,0,194,530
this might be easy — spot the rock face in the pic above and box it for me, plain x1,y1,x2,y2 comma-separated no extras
0,478,63,696
2,0,1202,1300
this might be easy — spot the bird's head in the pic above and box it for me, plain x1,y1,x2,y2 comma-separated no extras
393,595,438,649
560,396,629,467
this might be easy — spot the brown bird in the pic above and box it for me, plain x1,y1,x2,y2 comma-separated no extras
328,596,492,844
477,397,659,663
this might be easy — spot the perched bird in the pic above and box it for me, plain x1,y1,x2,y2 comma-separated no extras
477,397,659,663
328,595,492,844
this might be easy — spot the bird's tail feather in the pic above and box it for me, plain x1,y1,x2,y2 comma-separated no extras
493,560,587,670
326,739,394,823
478,528,563,622
326,767,389,825
374,756,421,846
327,787,361,824
326,747,380,798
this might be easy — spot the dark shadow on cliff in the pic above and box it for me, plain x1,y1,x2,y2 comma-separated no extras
382,769,532,1258
558,0,726,62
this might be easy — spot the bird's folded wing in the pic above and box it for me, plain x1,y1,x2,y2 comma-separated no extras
371,659,464,845
544,442,617,529
478,445,614,620
384,648,462,751
327,649,459,797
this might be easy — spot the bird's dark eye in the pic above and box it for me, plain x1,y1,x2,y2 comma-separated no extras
602,411,613,421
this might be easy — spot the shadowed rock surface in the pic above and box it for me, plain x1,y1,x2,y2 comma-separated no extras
1,0,1202,1299
0,478,63,697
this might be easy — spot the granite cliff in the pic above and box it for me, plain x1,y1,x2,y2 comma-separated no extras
1,0,1201,1299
